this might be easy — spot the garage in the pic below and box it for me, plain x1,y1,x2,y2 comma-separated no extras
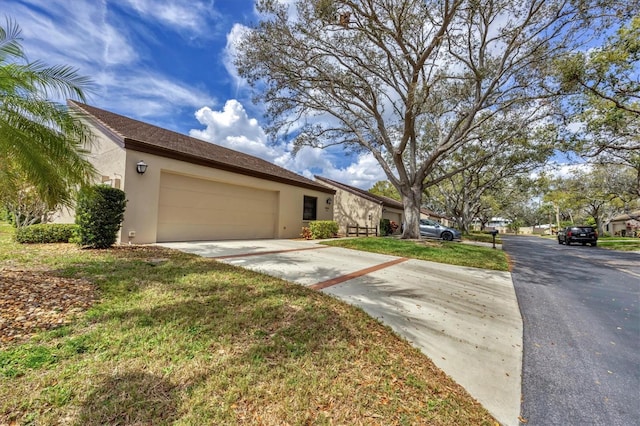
382,210,402,226
157,172,278,242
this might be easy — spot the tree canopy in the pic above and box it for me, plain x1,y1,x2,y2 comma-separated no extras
0,19,95,221
236,0,623,238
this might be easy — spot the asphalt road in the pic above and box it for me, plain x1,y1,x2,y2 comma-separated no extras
502,235,640,426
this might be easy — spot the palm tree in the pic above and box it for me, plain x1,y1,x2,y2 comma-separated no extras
0,18,95,219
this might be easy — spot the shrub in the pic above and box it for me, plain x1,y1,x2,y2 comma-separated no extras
15,224,78,244
300,227,313,240
75,185,127,249
309,221,338,239
379,218,392,236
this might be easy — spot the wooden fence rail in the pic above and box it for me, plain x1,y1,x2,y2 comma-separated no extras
346,225,378,237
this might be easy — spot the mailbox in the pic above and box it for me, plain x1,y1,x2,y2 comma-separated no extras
490,229,498,248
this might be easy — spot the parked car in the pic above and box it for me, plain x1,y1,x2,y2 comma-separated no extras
419,219,461,241
557,225,598,246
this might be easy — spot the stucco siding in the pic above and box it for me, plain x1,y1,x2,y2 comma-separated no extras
321,185,381,234
51,125,127,224
120,150,333,243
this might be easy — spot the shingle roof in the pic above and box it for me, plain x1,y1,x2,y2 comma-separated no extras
69,100,334,194
314,176,404,210
610,210,640,222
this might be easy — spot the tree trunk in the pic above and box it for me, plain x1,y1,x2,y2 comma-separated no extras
400,185,423,239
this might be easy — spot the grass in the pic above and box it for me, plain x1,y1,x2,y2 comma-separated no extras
462,232,503,245
597,236,640,251
0,223,496,425
322,237,510,271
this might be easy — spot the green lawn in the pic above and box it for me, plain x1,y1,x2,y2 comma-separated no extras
0,223,495,425
322,237,510,271
597,237,640,251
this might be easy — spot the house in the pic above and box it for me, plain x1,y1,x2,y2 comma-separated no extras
420,208,451,227
471,217,511,233
56,101,335,244
314,176,404,235
606,210,640,237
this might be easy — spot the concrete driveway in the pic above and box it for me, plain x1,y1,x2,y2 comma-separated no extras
160,239,523,426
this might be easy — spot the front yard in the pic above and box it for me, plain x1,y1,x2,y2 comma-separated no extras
0,223,496,425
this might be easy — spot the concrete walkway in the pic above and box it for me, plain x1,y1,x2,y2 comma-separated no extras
160,239,523,426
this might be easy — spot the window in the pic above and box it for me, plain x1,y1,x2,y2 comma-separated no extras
303,196,317,221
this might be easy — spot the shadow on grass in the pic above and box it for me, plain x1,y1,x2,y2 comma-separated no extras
77,371,179,425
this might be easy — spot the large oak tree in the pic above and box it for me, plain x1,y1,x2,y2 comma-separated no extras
236,0,623,238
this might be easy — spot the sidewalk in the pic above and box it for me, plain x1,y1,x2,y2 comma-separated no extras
160,239,523,425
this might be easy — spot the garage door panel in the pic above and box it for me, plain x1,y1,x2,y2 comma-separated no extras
157,173,277,242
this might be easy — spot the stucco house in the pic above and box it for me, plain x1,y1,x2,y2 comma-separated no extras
314,176,404,235
420,208,451,227
606,210,640,237
56,101,335,244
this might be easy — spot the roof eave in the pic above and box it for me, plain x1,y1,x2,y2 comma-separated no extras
125,138,335,194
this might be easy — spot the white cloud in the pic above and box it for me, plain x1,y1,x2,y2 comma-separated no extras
189,100,386,189
223,24,250,92
121,0,220,36
10,0,138,68
530,161,593,180
8,0,217,120
190,100,279,159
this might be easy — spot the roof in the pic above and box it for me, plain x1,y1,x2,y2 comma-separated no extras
314,176,404,210
69,100,334,194
610,210,640,222
421,208,447,220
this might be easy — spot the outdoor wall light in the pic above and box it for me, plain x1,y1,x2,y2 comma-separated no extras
136,160,148,175
326,198,332,205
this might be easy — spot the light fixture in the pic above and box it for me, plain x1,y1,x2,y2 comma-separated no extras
326,197,332,205
136,160,148,175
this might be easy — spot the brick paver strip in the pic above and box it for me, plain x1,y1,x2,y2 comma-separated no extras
309,257,409,291
213,245,329,259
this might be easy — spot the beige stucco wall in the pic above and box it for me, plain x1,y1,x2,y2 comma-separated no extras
320,184,381,234
608,216,640,236
51,127,127,224
120,150,333,244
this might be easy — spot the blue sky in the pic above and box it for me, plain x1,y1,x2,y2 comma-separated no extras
6,0,385,188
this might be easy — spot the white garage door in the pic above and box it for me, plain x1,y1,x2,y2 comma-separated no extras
157,172,278,242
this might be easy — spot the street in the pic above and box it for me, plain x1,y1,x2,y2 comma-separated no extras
502,235,640,425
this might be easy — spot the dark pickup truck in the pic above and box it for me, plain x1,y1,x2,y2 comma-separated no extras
557,225,598,246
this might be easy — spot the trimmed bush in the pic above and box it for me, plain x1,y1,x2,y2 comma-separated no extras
75,185,127,249
309,220,338,239
379,218,392,236
15,224,78,244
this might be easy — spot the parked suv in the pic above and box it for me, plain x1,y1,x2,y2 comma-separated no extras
557,225,598,246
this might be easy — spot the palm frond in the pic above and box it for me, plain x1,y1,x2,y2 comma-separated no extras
27,61,93,102
0,17,24,60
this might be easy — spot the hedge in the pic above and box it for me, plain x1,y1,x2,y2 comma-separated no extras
309,221,339,239
15,224,78,244
75,185,127,249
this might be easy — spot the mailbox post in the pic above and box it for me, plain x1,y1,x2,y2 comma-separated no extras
490,230,498,249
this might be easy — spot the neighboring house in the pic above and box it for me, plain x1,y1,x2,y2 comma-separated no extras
606,210,640,237
471,217,511,233
314,176,404,235
55,101,335,244
420,208,451,227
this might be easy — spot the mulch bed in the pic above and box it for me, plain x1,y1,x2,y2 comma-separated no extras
0,268,96,347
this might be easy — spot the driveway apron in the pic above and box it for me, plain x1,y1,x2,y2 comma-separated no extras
159,239,523,426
